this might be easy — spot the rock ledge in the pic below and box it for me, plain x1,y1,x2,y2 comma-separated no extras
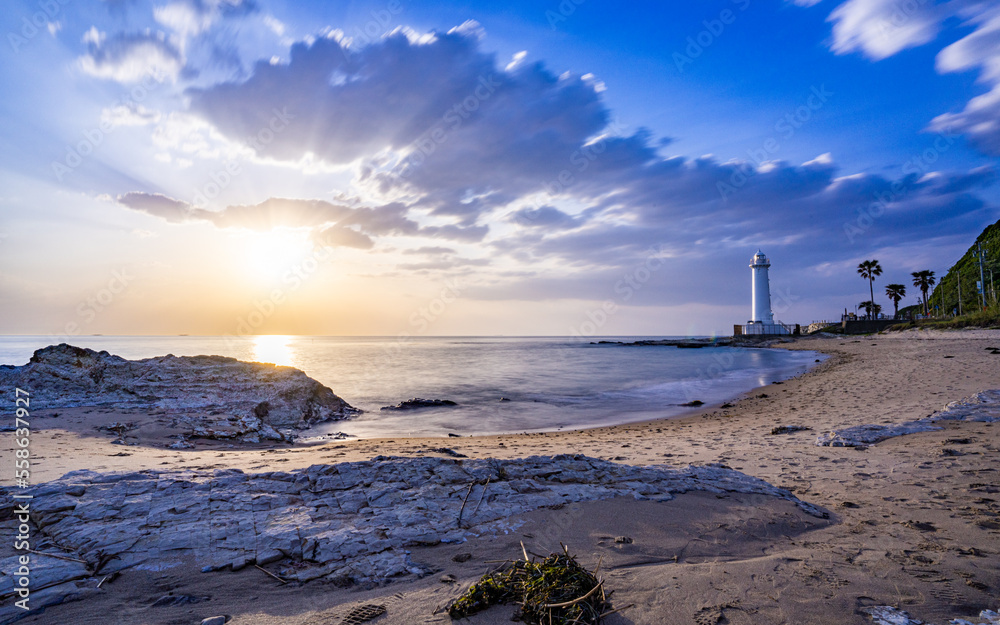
0,344,358,442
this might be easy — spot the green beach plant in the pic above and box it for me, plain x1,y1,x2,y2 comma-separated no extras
447,547,610,624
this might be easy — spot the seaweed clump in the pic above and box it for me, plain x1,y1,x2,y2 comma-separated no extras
446,547,610,624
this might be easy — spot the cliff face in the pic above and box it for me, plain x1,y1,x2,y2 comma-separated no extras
0,344,357,440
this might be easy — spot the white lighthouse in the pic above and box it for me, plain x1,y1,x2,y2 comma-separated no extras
735,250,793,337
750,250,773,324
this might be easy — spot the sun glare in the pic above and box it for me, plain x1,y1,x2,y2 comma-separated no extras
244,231,311,283
252,334,296,367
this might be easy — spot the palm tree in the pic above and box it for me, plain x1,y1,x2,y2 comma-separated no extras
859,300,882,319
911,270,936,316
857,260,883,319
885,283,906,319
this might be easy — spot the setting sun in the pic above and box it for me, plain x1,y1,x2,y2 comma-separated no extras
251,334,296,367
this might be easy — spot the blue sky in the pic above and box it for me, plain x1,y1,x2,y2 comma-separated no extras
0,0,998,337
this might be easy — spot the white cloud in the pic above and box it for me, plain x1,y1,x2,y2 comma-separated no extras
154,2,216,40
153,0,258,41
506,50,527,72
101,104,162,127
827,0,941,60
806,1,1000,155
79,30,183,82
150,112,242,160
928,4,1000,154
263,14,286,37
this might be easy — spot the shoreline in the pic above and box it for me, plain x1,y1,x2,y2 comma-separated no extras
7,340,836,482
6,331,993,483
3,331,1000,624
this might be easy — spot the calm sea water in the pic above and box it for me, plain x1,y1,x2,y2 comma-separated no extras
0,336,824,438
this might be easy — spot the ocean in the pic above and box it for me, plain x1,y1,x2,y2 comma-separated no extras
0,335,824,438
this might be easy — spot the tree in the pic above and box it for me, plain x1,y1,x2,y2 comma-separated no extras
911,270,936,316
859,300,882,319
857,260,883,319
885,283,906,319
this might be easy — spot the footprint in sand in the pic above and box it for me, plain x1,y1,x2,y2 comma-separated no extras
693,605,734,625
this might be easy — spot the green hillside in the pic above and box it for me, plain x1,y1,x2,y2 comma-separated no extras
926,217,1000,316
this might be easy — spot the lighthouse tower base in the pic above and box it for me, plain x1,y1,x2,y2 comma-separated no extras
734,321,798,337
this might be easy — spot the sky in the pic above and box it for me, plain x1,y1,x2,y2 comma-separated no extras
0,0,998,338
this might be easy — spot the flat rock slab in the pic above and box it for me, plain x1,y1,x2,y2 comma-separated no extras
864,605,1000,625
0,455,824,623
817,389,1000,447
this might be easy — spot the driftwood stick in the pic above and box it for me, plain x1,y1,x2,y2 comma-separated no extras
254,564,288,584
470,477,491,519
456,481,476,527
96,571,120,589
599,603,634,618
26,549,88,565
541,581,603,609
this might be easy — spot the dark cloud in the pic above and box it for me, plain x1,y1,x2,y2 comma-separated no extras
397,257,491,272
312,225,374,250
187,30,506,165
116,192,488,243
402,246,457,255
186,26,615,223
209,198,354,230
486,163,997,282
509,206,584,230
336,204,419,236
421,223,489,242
925,166,998,195
117,192,196,223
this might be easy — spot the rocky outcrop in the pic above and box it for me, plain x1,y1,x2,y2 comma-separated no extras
591,339,727,347
0,455,826,623
0,344,358,442
817,390,1000,448
380,398,458,411
770,425,812,435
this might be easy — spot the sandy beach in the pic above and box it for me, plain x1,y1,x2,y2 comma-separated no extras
4,330,1000,625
